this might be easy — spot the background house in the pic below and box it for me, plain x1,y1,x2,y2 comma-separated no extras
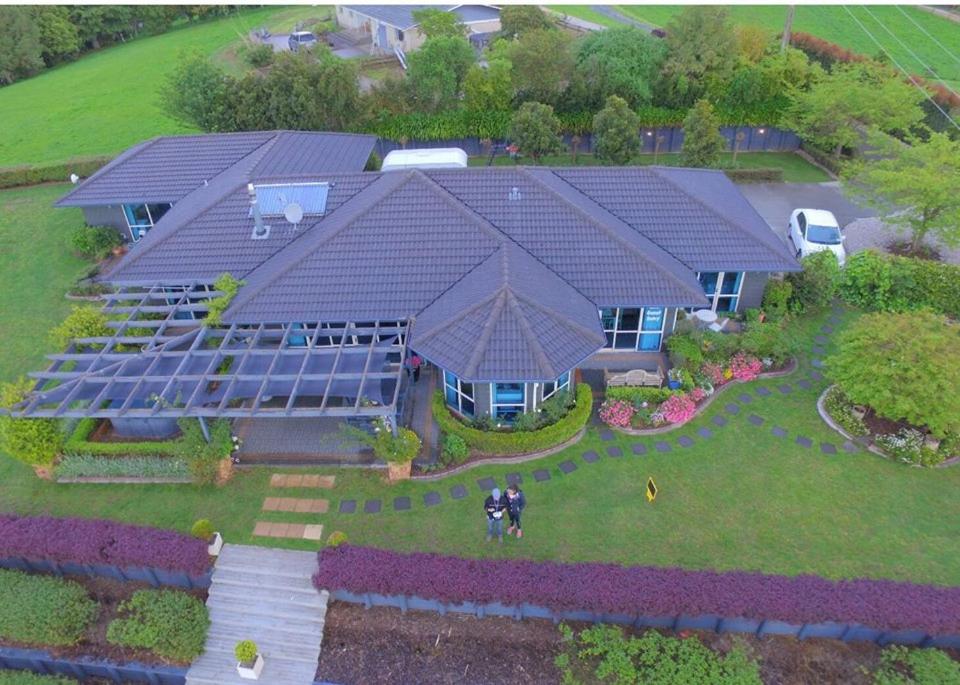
335,5,501,53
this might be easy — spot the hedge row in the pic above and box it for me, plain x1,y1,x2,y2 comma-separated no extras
0,569,98,647
0,514,211,576
840,250,960,319
64,418,181,457
432,383,592,456
0,156,112,190
0,673,78,685
721,167,784,183
314,546,960,635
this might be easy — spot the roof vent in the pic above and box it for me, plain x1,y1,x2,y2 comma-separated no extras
248,183,271,240
508,186,522,201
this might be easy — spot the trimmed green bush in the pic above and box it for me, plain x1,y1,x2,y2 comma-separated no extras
872,645,960,685
0,673,78,685
64,418,181,457
106,589,209,663
432,383,592,455
0,569,98,647
0,156,113,190
761,278,793,321
50,305,111,351
55,454,189,479
235,639,258,663
242,42,274,68
174,418,233,485
722,167,784,183
787,250,840,311
666,333,703,371
190,519,215,540
606,386,677,406
70,225,123,260
441,433,469,464
0,378,63,467
840,250,960,319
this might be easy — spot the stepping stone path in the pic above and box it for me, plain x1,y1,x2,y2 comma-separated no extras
677,436,694,448
820,443,837,455
772,426,788,438
810,371,824,381
600,429,615,441
423,492,442,506
338,499,356,514
755,386,772,397
778,384,793,394
606,446,623,457
533,469,551,482
262,497,329,514
655,441,672,453
393,496,411,511
795,436,813,448
812,346,826,356
712,415,728,427
748,414,764,426
254,475,337,540
363,499,382,514
252,521,324,541
269,474,335,489
821,325,833,334
797,379,812,390
506,473,523,485
582,450,599,463
450,485,468,499
631,443,647,455
738,393,752,403
186,544,327,685
697,427,713,439
811,359,824,368
814,335,829,345
725,403,740,414
558,460,577,474
843,441,858,453
477,477,497,491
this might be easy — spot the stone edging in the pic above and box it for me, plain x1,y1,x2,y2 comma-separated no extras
816,386,959,469
609,359,798,437
64,293,102,301
412,426,587,481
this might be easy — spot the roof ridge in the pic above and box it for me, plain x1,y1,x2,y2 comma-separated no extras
522,167,706,303
511,290,605,345
413,170,506,245
464,290,508,377
505,291,555,379
56,137,164,206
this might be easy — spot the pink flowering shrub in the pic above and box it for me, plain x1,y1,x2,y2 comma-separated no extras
702,362,727,386
689,387,707,403
730,353,763,382
599,399,635,428
661,393,697,424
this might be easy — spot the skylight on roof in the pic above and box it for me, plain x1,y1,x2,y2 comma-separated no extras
251,182,329,217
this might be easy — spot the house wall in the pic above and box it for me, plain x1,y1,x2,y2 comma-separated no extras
82,205,131,240
465,18,501,34
739,272,769,310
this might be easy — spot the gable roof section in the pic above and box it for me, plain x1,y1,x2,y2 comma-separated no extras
412,243,606,381
552,167,799,272
57,131,375,207
342,5,452,29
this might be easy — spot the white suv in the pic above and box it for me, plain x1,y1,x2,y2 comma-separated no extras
788,208,846,266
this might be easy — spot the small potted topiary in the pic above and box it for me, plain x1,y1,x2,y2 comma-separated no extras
326,530,348,547
191,518,223,556
235,640,263,679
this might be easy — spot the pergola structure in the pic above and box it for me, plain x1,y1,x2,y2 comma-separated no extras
11,285,409,433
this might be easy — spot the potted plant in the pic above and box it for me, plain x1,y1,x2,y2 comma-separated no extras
667,368,684,390
342,419,422,482
191,518,223,556
235,640,263,680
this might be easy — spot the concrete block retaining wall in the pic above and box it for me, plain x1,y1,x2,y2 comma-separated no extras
0,556,212,589
329,590,960,650
0,646,187,684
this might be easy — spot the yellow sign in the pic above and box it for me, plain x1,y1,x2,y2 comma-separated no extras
646,477,658,502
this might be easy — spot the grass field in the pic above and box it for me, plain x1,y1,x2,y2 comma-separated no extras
546,5,626,29
613,5,960,91
469,151,832,183
0,7,320,168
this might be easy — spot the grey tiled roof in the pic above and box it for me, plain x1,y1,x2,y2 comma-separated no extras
57,131,375,207
342,5,455,29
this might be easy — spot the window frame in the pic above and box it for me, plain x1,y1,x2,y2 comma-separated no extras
444,371,475,417
542,372,570,402
122,202,172,242
693,272,744,313
490,382,526,422
599,307,666,351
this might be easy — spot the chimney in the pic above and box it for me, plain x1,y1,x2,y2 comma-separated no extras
508,186,521,201
248,183,270,240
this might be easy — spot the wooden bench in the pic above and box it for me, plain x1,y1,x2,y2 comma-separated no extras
604,367,665,388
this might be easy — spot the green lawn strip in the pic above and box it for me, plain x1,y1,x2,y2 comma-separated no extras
615,5,960,90
545,5,627,29
0,7,304,167
0,185,89,382
468,152,831,183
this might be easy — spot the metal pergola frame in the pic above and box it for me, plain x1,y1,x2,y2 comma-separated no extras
11,284,409,422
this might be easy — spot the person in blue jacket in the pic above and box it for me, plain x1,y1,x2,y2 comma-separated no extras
506,484,526,539
484,487,508,543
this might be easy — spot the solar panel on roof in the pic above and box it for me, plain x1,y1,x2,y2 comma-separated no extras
251,182,329,217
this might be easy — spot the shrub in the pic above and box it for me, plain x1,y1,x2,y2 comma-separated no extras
0,569,98,647
823,386,868,437
666,333,703,371
0,378,63,466
50,305,111,351
599,399,635,428
738,320,795,366
433,384,591,455
190,519,215,541
235,639,258,663
0,155,112,190
557,624,761,685
203,273,244,328
660,393,696,424
106,589,209,662
70,225,123,260
0,673,78,685
326,531,348,548
55,454,189,479
606,386,676,407
175,418,233,485
826,312,960,437
243,42,274,68
875,428,927,466
315,546,960,634
872,646,960,685
787,250,840,311
63,418,182,458
441,433,469,464
761,278,793,321
722,167,783,183
0,514,211,576
840,251,960,319
729,353,762,382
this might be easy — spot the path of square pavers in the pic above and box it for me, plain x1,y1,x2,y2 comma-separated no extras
262,497,329,514
252,474,337,539
269,474,336,488
252,521,324,541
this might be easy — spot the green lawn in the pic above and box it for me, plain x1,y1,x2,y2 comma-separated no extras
0,184,89,382
546,5,625,29
614,5,960,91
0,7,315,168
469,151,832,183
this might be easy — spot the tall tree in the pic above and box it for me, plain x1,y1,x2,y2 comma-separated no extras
842,130,960,253
0,6,43,84
161,51,231,131
411,8,466,39
681,99,726,168
783,62,925,159
406,36,475,113
510,101,563,163
573,27,667,110
463,58,513,112
498,6,553,39
659,7,738,108
593,95,641,165
505,29,574,106
35,6,81,66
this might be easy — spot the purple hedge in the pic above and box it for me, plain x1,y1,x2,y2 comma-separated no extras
314,546,960,635
0,514,211,576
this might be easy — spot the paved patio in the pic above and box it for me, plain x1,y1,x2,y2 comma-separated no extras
234,416,375,465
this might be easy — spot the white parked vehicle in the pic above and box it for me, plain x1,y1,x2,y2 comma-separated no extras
788,208,846,265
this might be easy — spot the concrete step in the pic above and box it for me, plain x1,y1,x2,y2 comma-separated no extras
206,627,323,653
217,543,319,572
186,658,318,685
207,585,327,612
203,638,319,664
212,567,320,594
207,607,326,636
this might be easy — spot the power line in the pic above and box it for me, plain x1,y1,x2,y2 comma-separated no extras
894,5,960,70
841,6,960,132
860,5,960,100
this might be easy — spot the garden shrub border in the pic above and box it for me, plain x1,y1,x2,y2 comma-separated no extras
314,546,960,649
0,157,113,190
64,419,181,458
431,383,592,457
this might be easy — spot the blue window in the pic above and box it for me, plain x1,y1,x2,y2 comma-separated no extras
288,323,308,347
695,272,743,312
492,383,525,422
444,371,474,417
639,307,664,350
542,372,570,401
123,203,172,241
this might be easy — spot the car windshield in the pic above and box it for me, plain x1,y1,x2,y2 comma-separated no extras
807,224,842,245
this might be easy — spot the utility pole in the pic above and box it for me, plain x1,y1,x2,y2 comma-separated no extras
781,5,795,53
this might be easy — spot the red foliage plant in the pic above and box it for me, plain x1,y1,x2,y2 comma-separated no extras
315,545,960,635
0,513,211,576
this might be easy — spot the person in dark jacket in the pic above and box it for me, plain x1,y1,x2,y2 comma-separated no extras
484,487,508,542
506,484,526,538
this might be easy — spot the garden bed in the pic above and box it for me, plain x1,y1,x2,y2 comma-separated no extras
314,603,921,685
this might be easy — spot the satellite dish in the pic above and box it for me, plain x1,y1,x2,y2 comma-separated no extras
69,173,80,184
283,202,304,225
